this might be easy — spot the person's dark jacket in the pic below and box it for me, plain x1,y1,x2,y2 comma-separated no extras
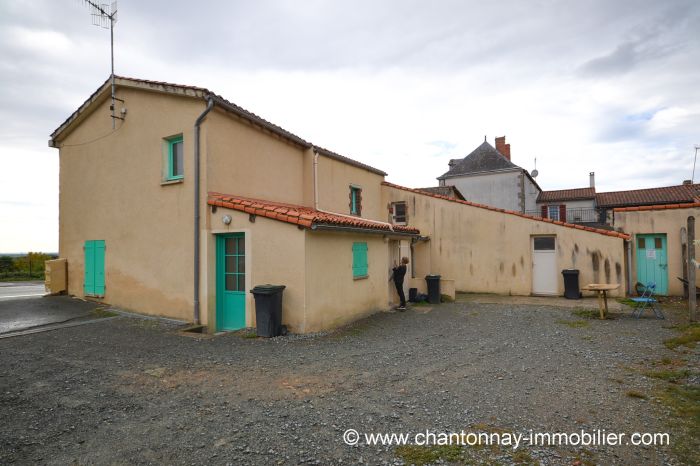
392,264,407,282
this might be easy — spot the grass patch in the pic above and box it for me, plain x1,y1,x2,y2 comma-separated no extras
91,307,118,318
657,383,700,463
572,309,600,319
440,294,454,303
394,445,463,465
511,449,536,465
625,390,648,400
617,298,638,307
556,319,589,328
241,332,258,339
642,369,691,383
663,323,700,350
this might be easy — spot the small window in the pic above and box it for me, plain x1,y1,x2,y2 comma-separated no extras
392,202,407,225
637,237,645,249
654,238,662,249
352,242,368,279
166,135,184,181
533,236,555,251
548,205,559,221
349,186,362,216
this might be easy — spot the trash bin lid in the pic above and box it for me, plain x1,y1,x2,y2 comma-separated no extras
250,284,286,295
425,274,441,279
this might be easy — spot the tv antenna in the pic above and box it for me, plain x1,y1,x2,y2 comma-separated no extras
531,157,539,178
693,145,700,184
79,1,122,129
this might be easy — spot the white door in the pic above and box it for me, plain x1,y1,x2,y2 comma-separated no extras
532,236,557,295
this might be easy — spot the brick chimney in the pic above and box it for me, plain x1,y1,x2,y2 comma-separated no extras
495,136,511,161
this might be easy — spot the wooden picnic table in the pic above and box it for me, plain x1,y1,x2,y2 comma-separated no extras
581,284,620,320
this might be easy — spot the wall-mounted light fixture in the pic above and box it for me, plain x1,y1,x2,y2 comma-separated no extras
222,215,232,225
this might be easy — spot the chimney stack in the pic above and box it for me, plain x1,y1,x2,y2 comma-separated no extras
683,179,692,185
448,159,457,168
495,136,511,161
589,172,595,188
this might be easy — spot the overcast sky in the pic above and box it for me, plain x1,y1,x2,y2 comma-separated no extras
1,0,699,252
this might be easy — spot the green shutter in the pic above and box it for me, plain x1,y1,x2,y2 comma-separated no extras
352,242,368,278
84,241,95,295
84,240,105,296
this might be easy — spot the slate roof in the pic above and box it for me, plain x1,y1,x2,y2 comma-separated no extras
538,187,596,203
415,186,466,200
596,184,700,208
50,75,387,176
208,193,420,235
438,141,518,179
382,182,630,240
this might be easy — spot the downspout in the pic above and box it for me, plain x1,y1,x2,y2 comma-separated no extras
312,147,394,231
626,238,633,296
193,96,215,325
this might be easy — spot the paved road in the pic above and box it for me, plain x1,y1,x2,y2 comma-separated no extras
0,281,46,299
0,293,98,335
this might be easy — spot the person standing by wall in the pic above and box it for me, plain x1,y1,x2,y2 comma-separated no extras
393,257,409,311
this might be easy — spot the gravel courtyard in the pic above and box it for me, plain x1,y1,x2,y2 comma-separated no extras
1,298,697,465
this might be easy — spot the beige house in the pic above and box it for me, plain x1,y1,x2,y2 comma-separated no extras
49,76,633,334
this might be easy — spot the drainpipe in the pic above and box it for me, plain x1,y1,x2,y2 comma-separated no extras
312,147,394,231
193,96,215,325
626,238,633,296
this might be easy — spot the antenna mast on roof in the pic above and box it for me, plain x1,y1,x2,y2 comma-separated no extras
79,0,121,129
693,145,700,184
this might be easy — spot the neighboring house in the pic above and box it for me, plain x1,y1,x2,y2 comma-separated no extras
536,173,599,224
49,76,633,335
437,136,541,212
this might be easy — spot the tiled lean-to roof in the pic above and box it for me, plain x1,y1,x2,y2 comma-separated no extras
614,202,700,212
208,193,420,235
382,182,630,240
537,187,596,203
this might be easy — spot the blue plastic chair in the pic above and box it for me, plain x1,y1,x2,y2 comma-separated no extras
630,283,664,319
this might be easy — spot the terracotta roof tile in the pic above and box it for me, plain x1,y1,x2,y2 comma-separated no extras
613,202,700,212
537,187,595,203
381,182,630,240
597,184,700,208
208,193,420,235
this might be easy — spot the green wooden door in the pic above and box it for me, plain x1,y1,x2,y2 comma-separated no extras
84,240,105,296
216,234,246,331
635,234,668,295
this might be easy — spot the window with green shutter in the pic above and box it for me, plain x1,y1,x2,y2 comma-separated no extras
352,242,368,279
165,135,184,181
349,186,362,216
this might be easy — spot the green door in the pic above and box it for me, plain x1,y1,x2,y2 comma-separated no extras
84,240,105,296
635,234,668,295
216,233,246,331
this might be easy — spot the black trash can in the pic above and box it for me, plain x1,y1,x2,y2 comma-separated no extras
408,288,418,302
250,285,286,337
425,275,441,304
562,269,581,299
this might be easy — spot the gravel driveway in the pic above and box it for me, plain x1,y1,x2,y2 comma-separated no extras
0,300,695,465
